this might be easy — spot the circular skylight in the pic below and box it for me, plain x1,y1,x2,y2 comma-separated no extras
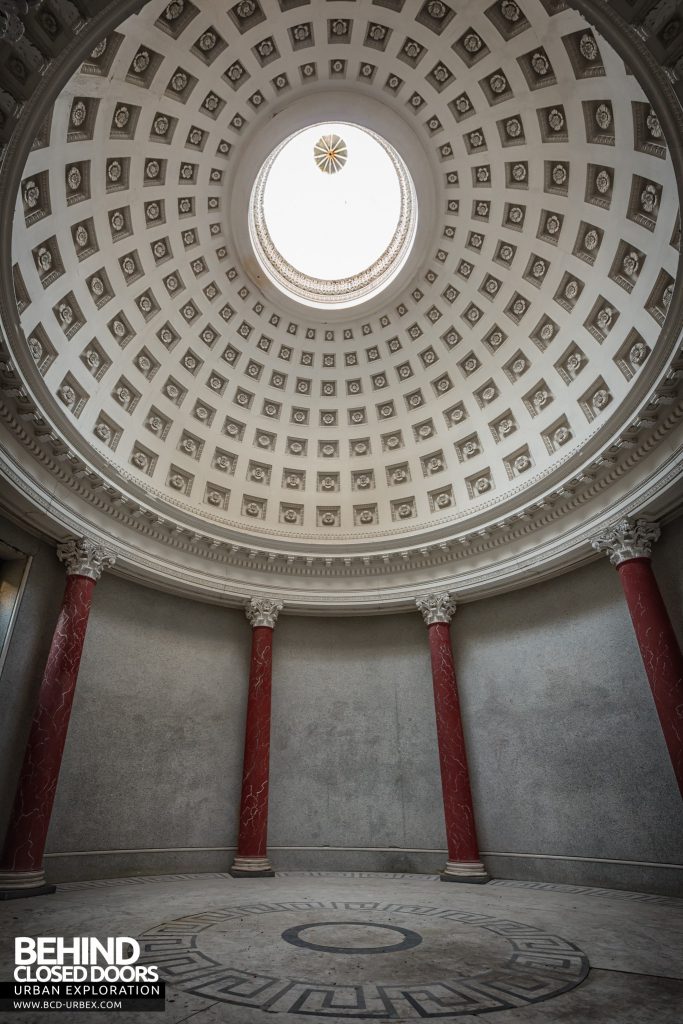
249,122,417,309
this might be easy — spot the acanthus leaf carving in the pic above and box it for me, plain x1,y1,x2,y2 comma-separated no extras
56,535,116,580
245,596,283,628
591,517,661,565
416,591,457,625
0,0,30,43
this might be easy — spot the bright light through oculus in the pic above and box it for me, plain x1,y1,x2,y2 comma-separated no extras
249,122,417,309
265,126,397,278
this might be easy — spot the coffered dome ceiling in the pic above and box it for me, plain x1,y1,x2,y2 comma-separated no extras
0,0,682,611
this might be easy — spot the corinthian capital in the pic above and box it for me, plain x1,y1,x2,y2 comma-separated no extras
0,0,34,43
245,596,283,628
591,517,661,566
57,536,116,580
416,592,457,625
0,0,25,42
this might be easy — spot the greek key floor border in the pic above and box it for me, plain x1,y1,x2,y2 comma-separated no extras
51,870,682,905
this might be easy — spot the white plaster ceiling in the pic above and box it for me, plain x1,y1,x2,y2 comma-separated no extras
2,0,682,609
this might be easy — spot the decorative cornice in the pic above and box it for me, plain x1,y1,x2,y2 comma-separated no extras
416,592,457,625
1,426,680,611
591,517,661,566
245,596,283,628
56,536,116,580
0,385,681,606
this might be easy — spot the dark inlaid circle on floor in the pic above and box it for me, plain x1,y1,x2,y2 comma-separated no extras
281,920,423,954
138,898,590,1018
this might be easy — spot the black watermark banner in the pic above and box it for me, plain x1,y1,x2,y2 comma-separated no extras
0,980,166,1013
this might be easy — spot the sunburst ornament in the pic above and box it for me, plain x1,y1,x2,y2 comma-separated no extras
313,134,348,174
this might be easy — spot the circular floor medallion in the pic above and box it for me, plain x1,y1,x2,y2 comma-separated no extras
138,898,589,1017
281,920,423,954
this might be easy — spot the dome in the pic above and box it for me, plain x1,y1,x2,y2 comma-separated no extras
1,0,682,611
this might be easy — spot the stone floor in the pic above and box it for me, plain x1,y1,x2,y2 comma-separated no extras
1,871,682,1023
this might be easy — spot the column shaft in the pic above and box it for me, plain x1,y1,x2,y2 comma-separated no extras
0,573,96,895
428,621,485,874
616,557,683,797
231,625,275,876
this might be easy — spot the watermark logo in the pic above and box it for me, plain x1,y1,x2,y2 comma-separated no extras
1,936,164,1013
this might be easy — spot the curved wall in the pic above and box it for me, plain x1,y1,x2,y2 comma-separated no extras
0,513,682,894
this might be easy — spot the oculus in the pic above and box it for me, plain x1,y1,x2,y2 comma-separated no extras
249,122,417,308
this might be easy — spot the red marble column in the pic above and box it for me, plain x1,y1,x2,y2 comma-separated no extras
230,597,283,878
0,537,115,899
417,593,489,882
593,518,683,798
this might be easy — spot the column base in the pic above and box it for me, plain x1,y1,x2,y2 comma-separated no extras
229,856,275,878
0,869,57,900
440,860,490,884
